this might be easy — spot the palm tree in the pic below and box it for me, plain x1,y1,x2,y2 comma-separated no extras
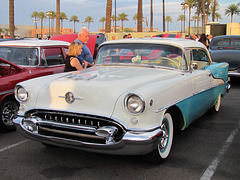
38,12,46,38
137,0,143,32
225,4,240,23
111,15,115,28
60,12,68,29
56,0,60,35
69,15,79,33
191,15,198,28
194,0,200,35
210,1,220,22
50,11,56,36
105,0,112,33
84,16,94,30
177,14,185,33
133,13,138,29
182,0,195,35
150,0,153,32
212,0,217,21
215,12,222,21
202,0,206,33
0,28,3,38
99,17,106,33
9,0,14,38
4,28,9,35
166,16,172,32
31,11,39,29
118,13,129,31
162,0,166,32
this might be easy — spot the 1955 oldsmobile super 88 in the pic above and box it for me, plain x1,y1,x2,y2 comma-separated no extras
13,38,230,163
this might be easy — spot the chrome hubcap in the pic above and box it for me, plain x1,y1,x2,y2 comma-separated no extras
159,120,169,151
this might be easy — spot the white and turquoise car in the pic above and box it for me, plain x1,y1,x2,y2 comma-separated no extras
13,38,230,164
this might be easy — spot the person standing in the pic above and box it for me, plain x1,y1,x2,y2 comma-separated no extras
74,27,94,66
64,42,91,72
198,34,207,46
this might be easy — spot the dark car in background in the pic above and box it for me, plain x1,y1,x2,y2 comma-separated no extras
209,35,240,77
0,40,70,132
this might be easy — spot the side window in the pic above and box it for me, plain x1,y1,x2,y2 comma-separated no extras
191,49,210,70
42,48,65,66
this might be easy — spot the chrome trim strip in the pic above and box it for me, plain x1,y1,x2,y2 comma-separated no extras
37,120,97,132
39,126,104,140
0,89,14,96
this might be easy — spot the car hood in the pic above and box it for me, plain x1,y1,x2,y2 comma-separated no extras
35,65,181,117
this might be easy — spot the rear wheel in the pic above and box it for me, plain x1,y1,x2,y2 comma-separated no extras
0,100,19,132
144,113,174,164
211,94,221,113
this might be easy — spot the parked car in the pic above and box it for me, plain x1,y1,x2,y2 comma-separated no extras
0,40,70,132
50,33,106,59
152,33,181,38
209,35,240,77
14,38,229,163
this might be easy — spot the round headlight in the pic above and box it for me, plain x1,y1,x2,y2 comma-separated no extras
15,86,28,102
126,94,145,114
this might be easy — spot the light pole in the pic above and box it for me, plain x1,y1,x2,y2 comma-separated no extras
46,11,52,39
181,3,188,34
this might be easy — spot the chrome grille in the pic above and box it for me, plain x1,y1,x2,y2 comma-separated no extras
25,109,125,144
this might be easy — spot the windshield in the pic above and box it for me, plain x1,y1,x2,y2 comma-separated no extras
96,43,186,70
0,47,39,66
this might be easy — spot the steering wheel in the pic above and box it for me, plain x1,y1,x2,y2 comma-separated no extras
157,57,180,69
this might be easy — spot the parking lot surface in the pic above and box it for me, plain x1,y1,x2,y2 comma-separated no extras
0,78,239,180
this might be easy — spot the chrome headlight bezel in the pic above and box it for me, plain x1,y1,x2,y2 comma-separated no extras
125,93,145,115
14,85,29,103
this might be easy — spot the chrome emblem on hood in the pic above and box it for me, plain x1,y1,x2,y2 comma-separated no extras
59,92,84,104
65,92,74,104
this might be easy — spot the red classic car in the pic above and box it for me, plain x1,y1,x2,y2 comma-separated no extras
0,40,70,132
50,33,106,59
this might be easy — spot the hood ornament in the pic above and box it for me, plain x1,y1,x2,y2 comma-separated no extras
59,92,84,104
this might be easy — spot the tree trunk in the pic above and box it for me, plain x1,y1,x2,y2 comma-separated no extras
212,0,216,21
197,3,199,35
41,18,43,38
9,0,14,39
188,7,191,35
202,0,206,34
162,0,165,32
56,0,60,35
105,0,112,33
150,0,153,32
137,0,143,32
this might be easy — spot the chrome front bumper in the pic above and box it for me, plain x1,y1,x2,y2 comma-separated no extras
13,116,163,155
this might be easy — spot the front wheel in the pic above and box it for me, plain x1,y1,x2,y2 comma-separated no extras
0,100,19,132
144,113,174,164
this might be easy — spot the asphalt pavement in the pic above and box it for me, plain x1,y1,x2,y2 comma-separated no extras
0,78,239,180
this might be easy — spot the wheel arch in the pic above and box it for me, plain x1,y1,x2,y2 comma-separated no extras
0,94,19,109
165,105,184,130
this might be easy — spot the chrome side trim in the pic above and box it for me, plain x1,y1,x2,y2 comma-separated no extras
0,89,14,96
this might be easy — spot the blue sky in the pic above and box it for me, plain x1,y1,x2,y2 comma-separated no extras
0,0,239,33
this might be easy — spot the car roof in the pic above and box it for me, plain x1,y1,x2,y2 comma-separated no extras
212,35,240,40
0,39,70,47
101,38,207,49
